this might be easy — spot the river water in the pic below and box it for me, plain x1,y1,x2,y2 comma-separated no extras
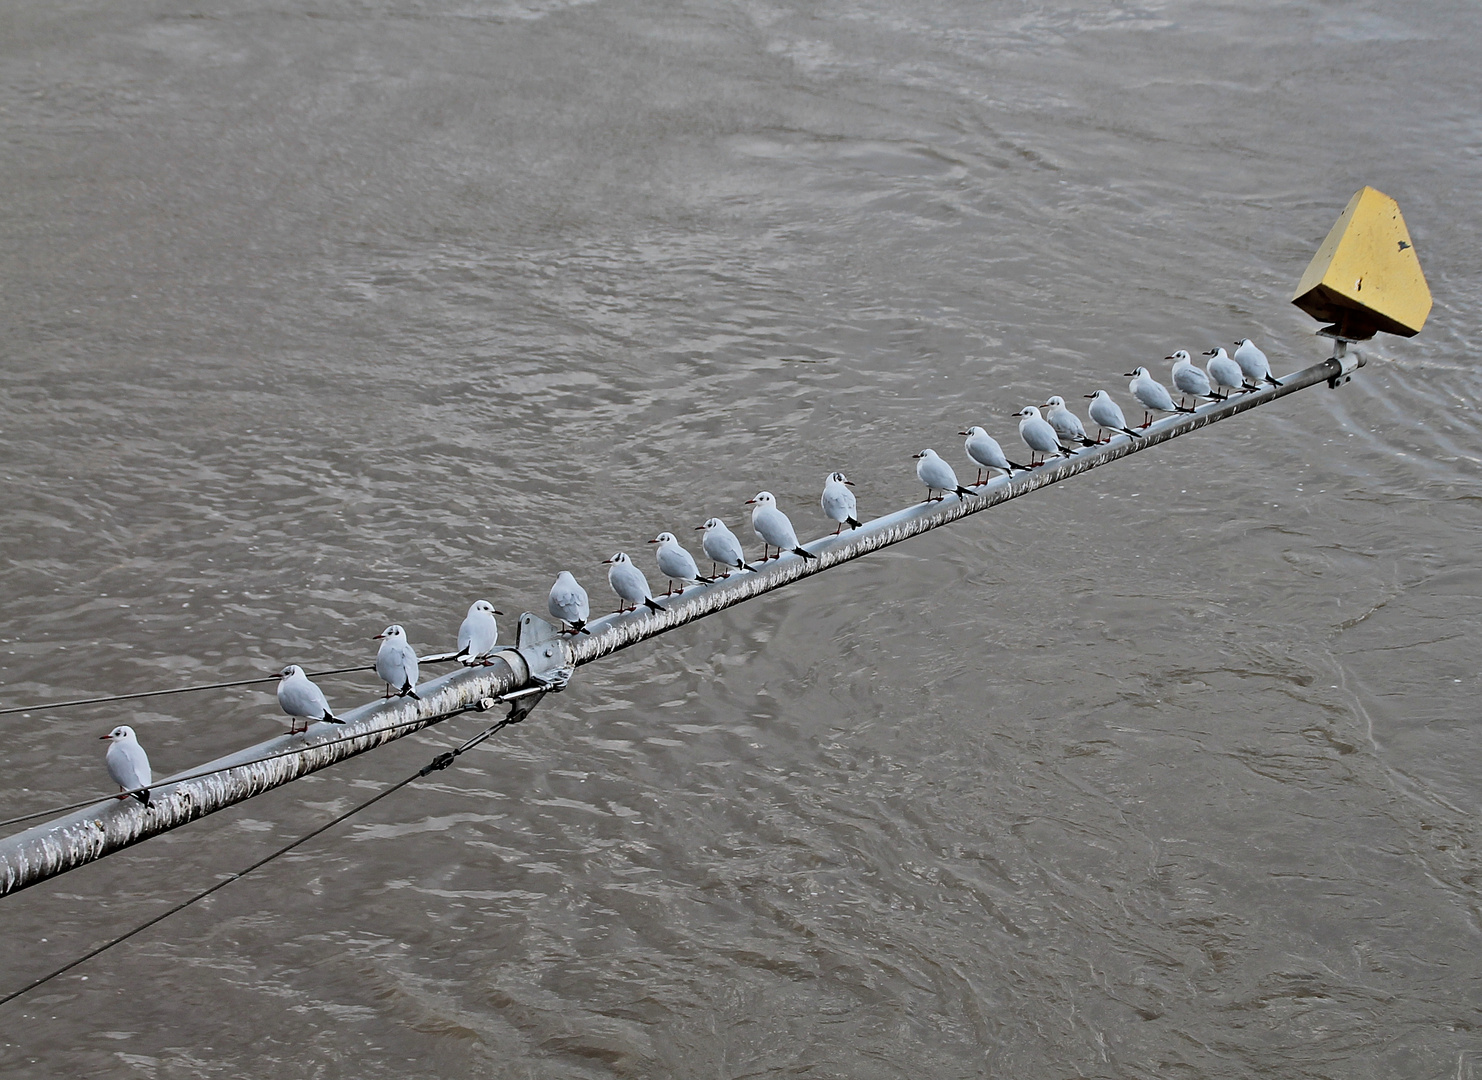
2,0,1481,1075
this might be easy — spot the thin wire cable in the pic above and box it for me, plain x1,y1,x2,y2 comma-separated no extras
0,665,379,717
0,705,520,1009
0,687,546,832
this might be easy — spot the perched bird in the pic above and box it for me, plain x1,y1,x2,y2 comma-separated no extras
821,471,861,535
374,624,419,700
1124,366,1192,427
746,492,818,561
548,571,591,634
1167,350,1219,409
1083,390,1143,441
913,448,975,501
100,725,151,806
1204,347,1253,398
1041,396,1098,448
697,517,759,576
1014,406,1072,464
455,600,502,666
605,551,665,613
1233,338,1281,387
960,426,1026,484
276,665,341,734
649,532,710,595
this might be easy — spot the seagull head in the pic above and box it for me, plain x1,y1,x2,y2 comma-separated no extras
1083,390,1106,400
1013,407,1041,419
697,517,724,532
1042,395,1065,409
1166,350,1190,362
960,426,987,438
1123,366,1150,378
649,532,676,545
470,599,502,617
554,570,577,586
278,665,302,681
828,471,852,486
912,449,939,460
100,725,136,743
374,624,405,641
746,492,775,508
1234,339,1252,347
604,552,631,566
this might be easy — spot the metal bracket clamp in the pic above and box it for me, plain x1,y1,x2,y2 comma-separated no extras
513,612,574,692
1320,332,1363,388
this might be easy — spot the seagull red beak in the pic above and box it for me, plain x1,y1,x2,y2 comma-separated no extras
744,498,756,505
99,734,112,740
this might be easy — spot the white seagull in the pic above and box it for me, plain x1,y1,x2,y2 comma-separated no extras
1083,390,1143,442
101,725,152,806
374,624,420,700
1014,406,1072,464
1233,338,1281,387
1041,396,1098,448
276,665,341,733
606,552,665,613
1167,350,1218,408
821,471,861,535
746,492,818,562
960,426,1026,484
1203,347,1253,398
1124,366,1192,427
649,532,710,595
697,517,759,576
913,448,975,501
455,600,502,665
548,571,591,635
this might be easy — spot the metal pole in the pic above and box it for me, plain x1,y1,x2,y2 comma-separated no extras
0,353,1353,898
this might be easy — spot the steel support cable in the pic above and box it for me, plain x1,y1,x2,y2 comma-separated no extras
0,665,377,717
0,653,473,718
0,698,533,1009
0,687,549,833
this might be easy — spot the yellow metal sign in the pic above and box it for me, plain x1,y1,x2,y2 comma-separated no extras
1292,186,1430,338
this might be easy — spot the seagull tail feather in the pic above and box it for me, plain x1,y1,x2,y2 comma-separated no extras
792,547,818,561
643,597,665,612
847,516,861,529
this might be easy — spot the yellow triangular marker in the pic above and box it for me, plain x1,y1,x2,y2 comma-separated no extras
1292,186,1431,339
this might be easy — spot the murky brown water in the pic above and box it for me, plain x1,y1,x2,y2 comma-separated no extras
3,0,1481,1074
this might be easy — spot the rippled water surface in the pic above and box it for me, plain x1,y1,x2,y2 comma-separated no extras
3,0,1482,1075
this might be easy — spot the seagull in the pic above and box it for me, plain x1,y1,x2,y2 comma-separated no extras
821,471,861,535
1233,338,1281,387
455,600,503,665
697,517,759,577
548,571,591,634
960,426,1027,484
1167,350,1219,408
746,492,818,561
1124,366,1193,427
913,448,976,501
374,624,419,700
275,665,341,734
1041,396,1098,448
1083,390,1143,442
1204,347,1254,397
649,532,711,595
1013,406,1072,464
101,725,151,806
605,552,665,613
